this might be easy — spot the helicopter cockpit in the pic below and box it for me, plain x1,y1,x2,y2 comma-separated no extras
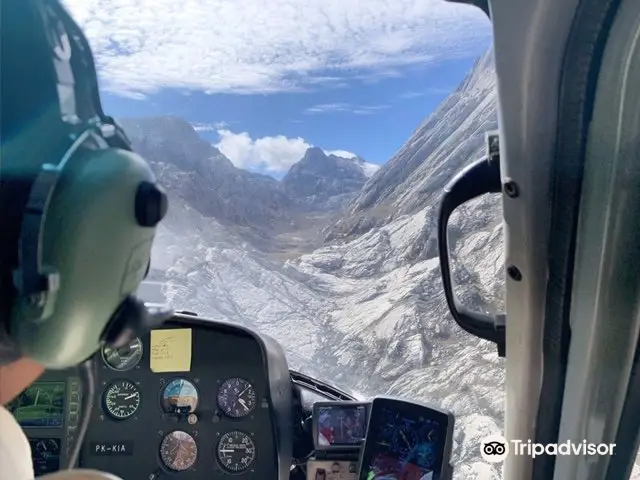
11,312,456,480
4,0,640,479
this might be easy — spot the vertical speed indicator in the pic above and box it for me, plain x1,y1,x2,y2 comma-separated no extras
216,431,255,473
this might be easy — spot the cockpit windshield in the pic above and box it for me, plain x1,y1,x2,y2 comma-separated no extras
64,0,504,477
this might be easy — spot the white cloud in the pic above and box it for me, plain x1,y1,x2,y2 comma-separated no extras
360,162,381,178
304,103,390,115
398,91,426,99
214,130,380,176
304,103,351,114
398,87,454,98
192,121,230,131
215,130,311,172
115,90,148,100
352,105,390,115
325,150,357,159
62,0,491,97
324,150,381,177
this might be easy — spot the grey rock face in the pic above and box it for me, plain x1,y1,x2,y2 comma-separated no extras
117,117,373,252
117,116,296,235
327,49,497,244
282,147,369,211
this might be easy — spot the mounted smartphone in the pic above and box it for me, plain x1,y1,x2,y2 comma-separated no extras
312,401,370,450
357,396,455,480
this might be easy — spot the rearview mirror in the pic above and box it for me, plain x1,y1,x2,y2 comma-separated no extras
437,131,506,357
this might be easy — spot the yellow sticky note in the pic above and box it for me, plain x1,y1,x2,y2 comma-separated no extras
150,328,192,373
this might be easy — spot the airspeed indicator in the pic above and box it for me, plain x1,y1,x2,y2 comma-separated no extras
103,380,140,420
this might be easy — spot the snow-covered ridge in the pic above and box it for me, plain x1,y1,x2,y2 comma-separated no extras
323,150,380,178
281,147,370,211
327,48,497,243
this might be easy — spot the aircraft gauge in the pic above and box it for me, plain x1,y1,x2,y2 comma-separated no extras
217,378,257,418
216,431,256,473
29,438,61,475
160,431,197,472
34,438,60,457
102,337,143,371
103,380,140,420
160,378,199,415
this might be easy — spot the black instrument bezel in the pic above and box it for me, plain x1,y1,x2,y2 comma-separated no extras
312,401,370,451
357,396,455,480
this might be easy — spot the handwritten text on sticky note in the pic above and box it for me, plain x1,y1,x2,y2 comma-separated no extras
150,328,192,373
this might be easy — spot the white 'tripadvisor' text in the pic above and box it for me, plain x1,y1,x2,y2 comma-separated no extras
512,439,616,458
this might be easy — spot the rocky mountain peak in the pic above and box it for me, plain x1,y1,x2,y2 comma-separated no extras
117,115,234,175
116,116,376,254
281,147,370,211
301,146,327,163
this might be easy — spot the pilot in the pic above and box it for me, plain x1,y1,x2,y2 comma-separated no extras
0,1,162,479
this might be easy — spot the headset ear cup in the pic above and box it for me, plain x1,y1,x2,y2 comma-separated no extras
11,147,166,369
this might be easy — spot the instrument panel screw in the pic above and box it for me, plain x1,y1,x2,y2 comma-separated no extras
507,265,522,281
503,179,519,198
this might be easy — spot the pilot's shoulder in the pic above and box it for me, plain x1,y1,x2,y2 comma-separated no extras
0,405,34,480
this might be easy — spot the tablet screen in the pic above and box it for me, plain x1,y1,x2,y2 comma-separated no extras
359,406,448,480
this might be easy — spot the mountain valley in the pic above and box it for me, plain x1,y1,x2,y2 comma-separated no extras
129,48,509,479
119,116,377,258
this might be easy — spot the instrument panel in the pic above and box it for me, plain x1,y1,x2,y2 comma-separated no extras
9,376,82,475
9,315,293,479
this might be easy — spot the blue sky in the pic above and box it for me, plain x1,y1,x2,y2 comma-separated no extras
64,0,492,178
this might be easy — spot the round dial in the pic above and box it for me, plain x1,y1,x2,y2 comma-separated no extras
217,378,257,418
216,431,256,473
160,431,197,472
102,338,143,371
103,380,140,420
34,438,60,458
160,378,199,414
